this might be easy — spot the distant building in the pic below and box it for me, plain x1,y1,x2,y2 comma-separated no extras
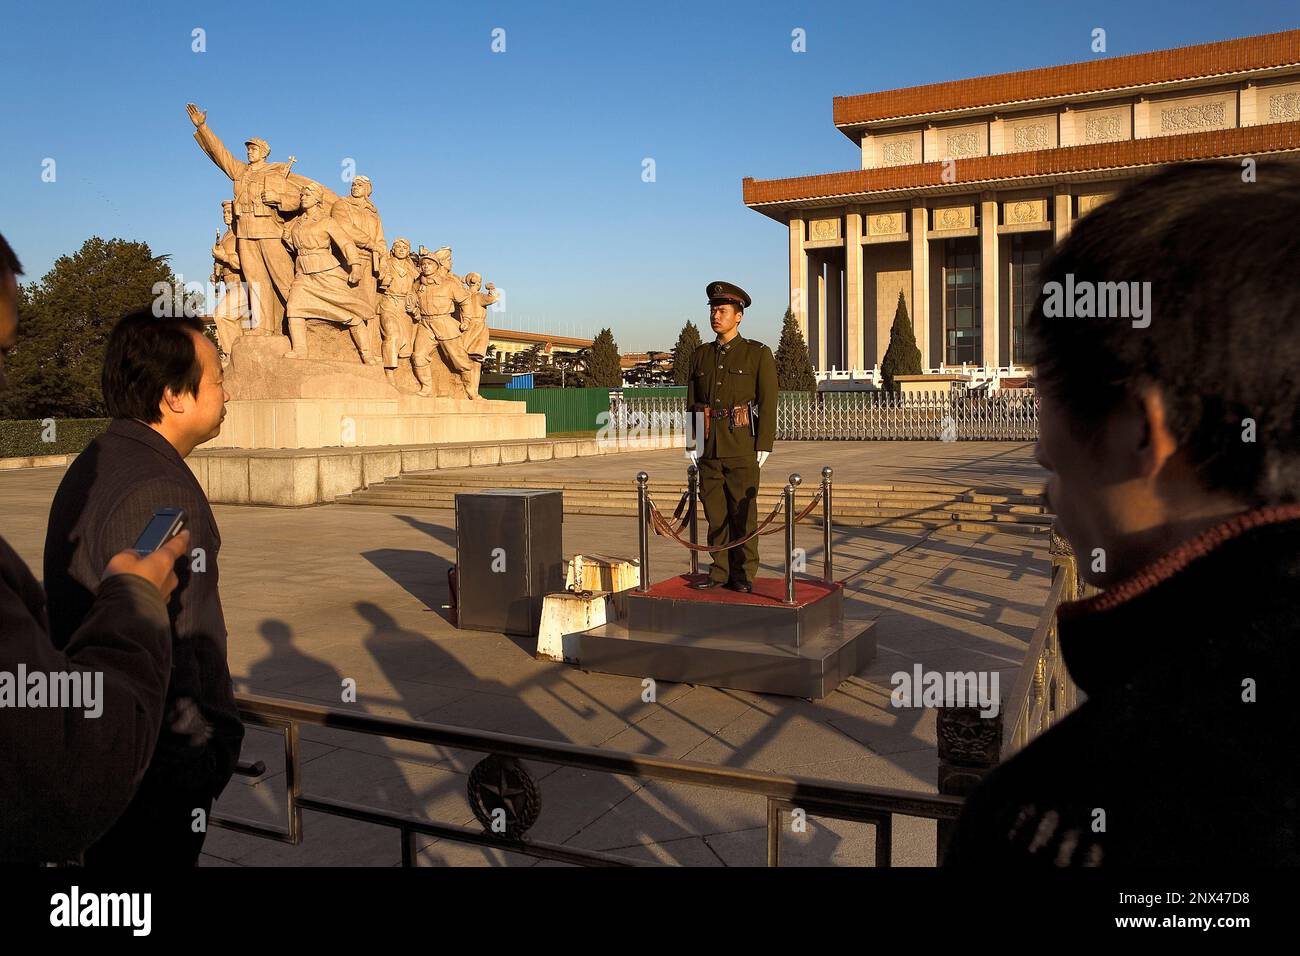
618,351,672,371
744,29,1300,383
488,328,593,366
620,351,674,386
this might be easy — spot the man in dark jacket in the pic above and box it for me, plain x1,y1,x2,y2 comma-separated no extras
44,309,243,866
944,162,1300,866
0,233,191,864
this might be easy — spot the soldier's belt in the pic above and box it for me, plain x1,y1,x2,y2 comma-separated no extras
697,403,754,440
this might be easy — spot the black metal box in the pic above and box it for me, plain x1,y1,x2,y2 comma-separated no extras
455,489,564,635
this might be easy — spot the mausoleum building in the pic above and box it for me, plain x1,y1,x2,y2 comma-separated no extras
744,30,1300,382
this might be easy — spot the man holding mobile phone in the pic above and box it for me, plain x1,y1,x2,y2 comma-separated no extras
44,309,242,867
0,233,195,864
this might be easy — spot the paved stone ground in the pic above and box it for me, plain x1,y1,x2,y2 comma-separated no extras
0,440,1048,867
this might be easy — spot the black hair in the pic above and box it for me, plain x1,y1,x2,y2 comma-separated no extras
1027,159,1300,505
0,232,23,277
102,309,207,424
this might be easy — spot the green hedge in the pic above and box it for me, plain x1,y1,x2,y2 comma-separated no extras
0,418,110,459
480,388,612,433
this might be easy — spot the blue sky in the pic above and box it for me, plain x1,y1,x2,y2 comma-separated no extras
0,0,1294,350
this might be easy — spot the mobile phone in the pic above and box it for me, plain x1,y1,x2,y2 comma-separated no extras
130,508,187,557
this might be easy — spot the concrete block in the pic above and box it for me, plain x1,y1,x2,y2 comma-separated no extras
0,453,73,471
401,448,440,473
553,441,578,459
500,442,530,464
469,443,501,467
249,455,319,506
317,454,363,501
361,450,403,487
208,456,251,505
186,454,209,488
536,591,610,664
437,446,472,469
527,442,554,462
565,554,641,594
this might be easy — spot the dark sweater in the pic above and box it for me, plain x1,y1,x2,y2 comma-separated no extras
945,506,1300,866
0,534,171,862
44,419,243,801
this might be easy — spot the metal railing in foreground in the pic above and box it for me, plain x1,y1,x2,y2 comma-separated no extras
213,694,963,866
934,526,1084,856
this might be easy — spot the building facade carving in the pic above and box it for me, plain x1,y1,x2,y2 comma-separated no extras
881,140,914,165
1077,194,1114,217
1012,124,1050,150
810,217,841,241
945,130,980,157
1084,113,1124,143
1159,99,1228,132
868,212,904,235
1005,199,1046,224
1269,92,1300,120
933,206,974,230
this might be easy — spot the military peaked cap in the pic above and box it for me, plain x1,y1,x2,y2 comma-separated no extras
706,280,751,310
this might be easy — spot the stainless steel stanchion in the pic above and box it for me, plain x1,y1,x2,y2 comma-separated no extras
821,466,834,583
784,473,801,604
687,463,699,576
636,471,650,592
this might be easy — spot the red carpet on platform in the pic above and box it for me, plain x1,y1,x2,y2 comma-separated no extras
638,574,840,608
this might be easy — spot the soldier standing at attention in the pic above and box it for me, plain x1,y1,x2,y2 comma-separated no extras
686,281,777,593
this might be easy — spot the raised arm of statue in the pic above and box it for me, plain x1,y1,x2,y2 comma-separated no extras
324,218,361,277
187,104,245,182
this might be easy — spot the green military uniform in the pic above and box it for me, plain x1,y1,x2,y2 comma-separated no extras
686,282,778,587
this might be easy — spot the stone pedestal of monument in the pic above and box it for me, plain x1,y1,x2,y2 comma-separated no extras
190,327,548,505
204,330,544,450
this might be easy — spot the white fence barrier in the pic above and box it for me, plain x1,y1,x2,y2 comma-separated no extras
608,390,1038,442
816,364,1034,390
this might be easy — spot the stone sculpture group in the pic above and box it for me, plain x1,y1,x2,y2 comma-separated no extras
191,103,498,398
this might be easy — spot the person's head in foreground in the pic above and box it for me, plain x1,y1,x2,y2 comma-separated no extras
103,310,229,457
0,232,23,389
1029,160,1300,586
945,160,1300,868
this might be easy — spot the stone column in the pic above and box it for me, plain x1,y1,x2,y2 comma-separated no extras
979,193,999,369
789,216,808,342
909,202,930,368
845,210,864,372
1134,96,1152,138
988,116,1006,155
1058,106,1076,147
1240,82,1258,127
1053,187,1072,245
814,254,827,371
826,254,844,371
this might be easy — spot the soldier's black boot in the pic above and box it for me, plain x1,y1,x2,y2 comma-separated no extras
689,577,726,590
